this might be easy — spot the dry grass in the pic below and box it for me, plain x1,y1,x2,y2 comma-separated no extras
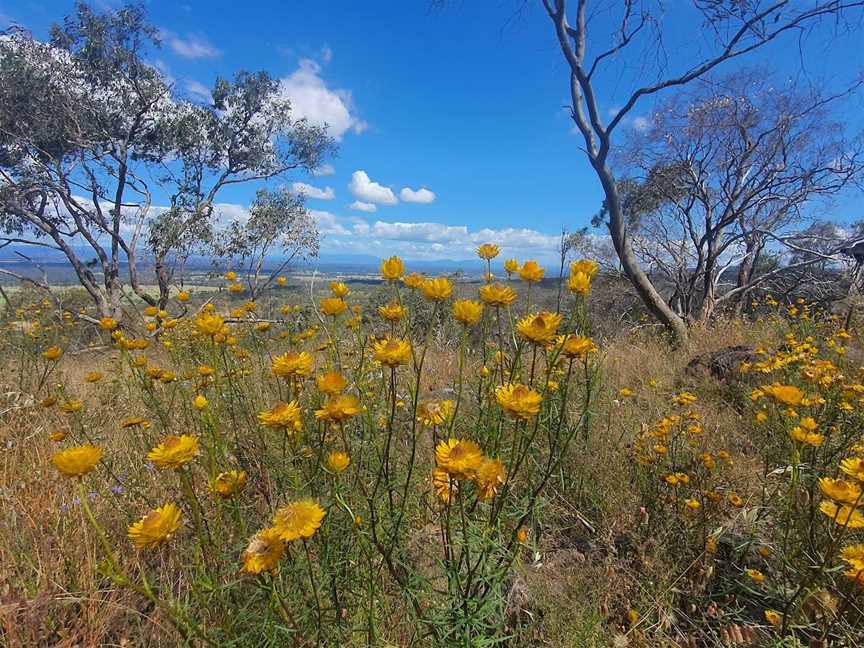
0,285,861,647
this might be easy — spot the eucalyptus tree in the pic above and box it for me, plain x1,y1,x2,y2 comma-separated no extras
0,3,333,317
213,188,320,299
612,72,863,323
540,0,864,343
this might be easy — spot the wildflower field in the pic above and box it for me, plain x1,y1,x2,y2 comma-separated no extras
1,250,863,647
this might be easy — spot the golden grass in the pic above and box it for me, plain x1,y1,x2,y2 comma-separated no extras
1,282,862,646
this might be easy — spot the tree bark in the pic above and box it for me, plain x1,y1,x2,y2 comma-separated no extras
595,158,690,343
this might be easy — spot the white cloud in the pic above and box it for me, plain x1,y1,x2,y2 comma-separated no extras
468,227,559,249
308,209,350,236
348,170,398,205
367,221,466,242
311,163,335,177
292,181,335,200
162,31,221,59
399,187,436,204
349,200,377,213
152,59,174,85
279,59,367,141
320,217,562,261
631,116,650,131
336,212,565,260
184,79,212,104
352,221,370,236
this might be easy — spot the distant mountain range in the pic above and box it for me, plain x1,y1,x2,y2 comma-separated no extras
0,245,493,281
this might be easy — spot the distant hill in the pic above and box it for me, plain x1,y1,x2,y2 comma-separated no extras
0,245,493,284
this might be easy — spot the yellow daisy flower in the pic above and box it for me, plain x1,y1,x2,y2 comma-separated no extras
820,500,864,528
373,337,412,367
146,435,199,470
378,301,406,321
420,276,453,301
329,281,350,298
475,243,500,260
380,256,405,281
516,311,563,345
417,399,455,427
518,260,544,283
474,458,506,500
272,351,314,378
127,502,183,549
326,451,351,473
272,499,326,541
258,401,303,433
52,445,102,477
241,527,285,574
316,371,347,395
320,297,347,317
210,470,248,498
432,467,457,503
435,438,484,480
495,383,543,420
479,283,517,307
560,334,597,358
315,394,362,423
42,346,63,361
452,299,484,326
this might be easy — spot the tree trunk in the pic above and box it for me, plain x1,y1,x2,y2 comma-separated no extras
731,239,763,315
595,159,690,344
155,252,172,310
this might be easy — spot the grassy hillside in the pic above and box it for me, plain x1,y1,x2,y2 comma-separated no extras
0,266,862,647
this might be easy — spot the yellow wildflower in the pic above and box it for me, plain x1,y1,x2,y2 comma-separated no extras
326,451,351,473
435,438,484,479
380,256,405,281
128,502,182,549
272,499,326,541
417,399,455,427
479,283,517,306
516,311,563,345
452,299,484,326
373,337,412,367
147,435,199,470
315,394,362,423
272,351,314,378
476,243,500,260
421,276,453,301
52,445,102,477
258,401,303,433
210,470,248,498
518,260,544,282
495,383,543,420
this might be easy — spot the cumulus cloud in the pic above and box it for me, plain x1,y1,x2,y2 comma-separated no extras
312,163,335,177
308,209,351,236
366,221,466,242
348,170,398,205
399,186,436,204
322,216,562,261
162,31,221,59
279,59,367,141
349,200,377,213
292,181,335,200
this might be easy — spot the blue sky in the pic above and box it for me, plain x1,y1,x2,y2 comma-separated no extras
2,1,863,262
